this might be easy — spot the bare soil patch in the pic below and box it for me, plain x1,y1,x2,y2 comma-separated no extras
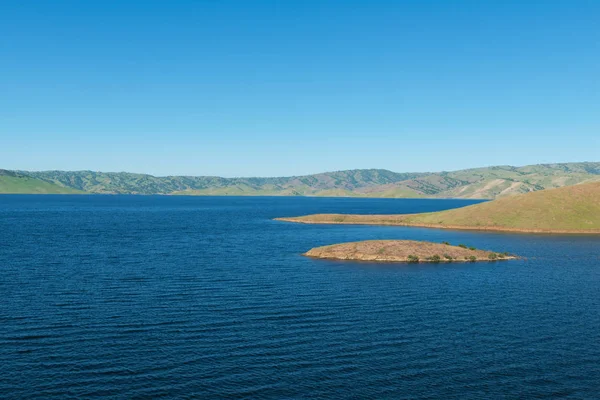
305,240,518,263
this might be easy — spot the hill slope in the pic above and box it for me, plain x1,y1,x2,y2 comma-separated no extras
6,162,600,198
368,162,600,199
21,169,428,195
277,182,600,233
0,170,83,194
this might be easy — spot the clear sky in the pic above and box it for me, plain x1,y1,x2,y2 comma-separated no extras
2,1,598,177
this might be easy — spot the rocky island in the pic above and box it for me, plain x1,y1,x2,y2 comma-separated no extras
305,240,517,263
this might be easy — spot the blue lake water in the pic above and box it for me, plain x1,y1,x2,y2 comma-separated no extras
1,195,599,399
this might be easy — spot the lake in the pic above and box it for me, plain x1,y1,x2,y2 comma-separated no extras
1,195,599,398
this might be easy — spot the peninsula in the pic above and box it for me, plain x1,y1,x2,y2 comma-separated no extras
277,182,600,234
305,240,517,263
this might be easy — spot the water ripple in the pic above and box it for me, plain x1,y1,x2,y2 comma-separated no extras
1,195,599,398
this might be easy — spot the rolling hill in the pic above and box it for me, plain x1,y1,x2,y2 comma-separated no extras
277,181,600,233
0,170,83,194
2,162,600,198
15,169,428,196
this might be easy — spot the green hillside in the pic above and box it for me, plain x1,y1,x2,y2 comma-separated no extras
278,182,600,233
0,171,83,194
5,161,600,198
23,169,427,195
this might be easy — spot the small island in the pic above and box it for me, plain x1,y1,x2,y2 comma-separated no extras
305,240,517,263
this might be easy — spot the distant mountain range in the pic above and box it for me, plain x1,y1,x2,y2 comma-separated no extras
2,162,600,199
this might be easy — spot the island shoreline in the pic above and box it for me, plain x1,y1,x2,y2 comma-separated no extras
303,240,518,263
275,217,600,235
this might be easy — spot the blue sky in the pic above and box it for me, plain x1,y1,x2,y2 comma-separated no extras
2,1,598,177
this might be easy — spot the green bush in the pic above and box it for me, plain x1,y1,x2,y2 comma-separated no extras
407,255,419,263
444,254,453,261
488,253,498,260
469,246,476,251
458,244,467,249
442,241,450,245
430,254,441,263
468,255,477,262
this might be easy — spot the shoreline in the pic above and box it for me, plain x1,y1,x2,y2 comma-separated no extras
275,217,600,235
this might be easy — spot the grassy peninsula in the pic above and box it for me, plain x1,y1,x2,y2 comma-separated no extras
305,240,517,263
278,182,600,234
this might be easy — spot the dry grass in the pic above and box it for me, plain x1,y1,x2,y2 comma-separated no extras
305,240,516,263
277,182,600,233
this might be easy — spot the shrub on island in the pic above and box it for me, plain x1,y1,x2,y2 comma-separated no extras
426,254,442,263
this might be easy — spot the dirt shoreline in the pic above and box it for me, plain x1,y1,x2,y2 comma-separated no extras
275,216,600,234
